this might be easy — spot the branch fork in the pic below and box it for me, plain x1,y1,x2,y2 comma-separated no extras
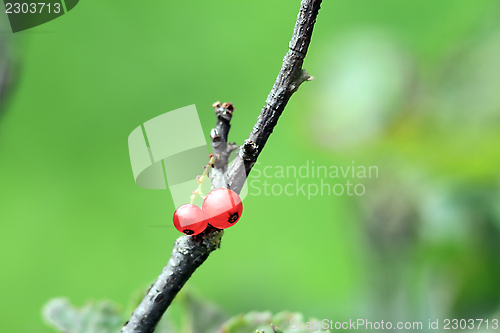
122,1,322,332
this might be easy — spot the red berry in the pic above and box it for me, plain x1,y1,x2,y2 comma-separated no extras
173,204,207,236
202,188,243,229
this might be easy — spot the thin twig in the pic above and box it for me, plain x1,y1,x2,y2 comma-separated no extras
121,1,321,332
210,102,235,190
227,0,320,194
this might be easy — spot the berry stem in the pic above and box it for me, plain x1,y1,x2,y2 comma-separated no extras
190,155,215,204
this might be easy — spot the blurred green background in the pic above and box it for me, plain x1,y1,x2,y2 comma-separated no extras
1,0,500,332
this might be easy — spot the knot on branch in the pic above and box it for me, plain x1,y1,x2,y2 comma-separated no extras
289,68,313,94
240,139,258,161
212,101,234,122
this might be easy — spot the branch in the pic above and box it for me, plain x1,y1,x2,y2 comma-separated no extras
210,102,236,189
121,1,322,332
121,231,222,333
227,0,321,193
121,104,234,333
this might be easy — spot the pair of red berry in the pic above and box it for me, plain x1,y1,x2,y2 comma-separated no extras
173,188,243,235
